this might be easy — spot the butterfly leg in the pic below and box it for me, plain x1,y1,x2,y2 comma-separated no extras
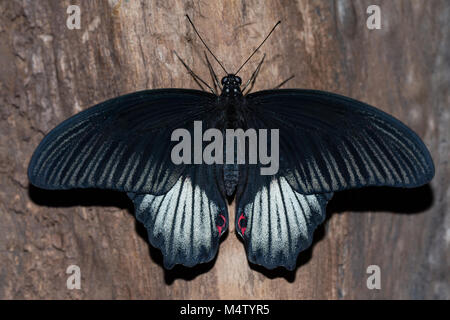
242,54,266,95
174,50,216,94
273,75,295,89
204,52,221,94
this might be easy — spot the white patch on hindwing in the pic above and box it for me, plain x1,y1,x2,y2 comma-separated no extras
242,176,327,269
135,176,222,267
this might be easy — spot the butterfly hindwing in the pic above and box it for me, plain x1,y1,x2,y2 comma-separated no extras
246,89,435,194
28,89,216,195
236,165,332,270
128,164,228,269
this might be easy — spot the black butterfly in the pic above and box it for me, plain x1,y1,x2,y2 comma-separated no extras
28,17,434,270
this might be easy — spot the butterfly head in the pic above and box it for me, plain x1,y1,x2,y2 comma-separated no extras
221,74,242,97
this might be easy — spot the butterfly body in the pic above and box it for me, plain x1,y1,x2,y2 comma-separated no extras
210,75,248,197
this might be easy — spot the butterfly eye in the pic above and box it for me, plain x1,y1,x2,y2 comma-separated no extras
221,77,227,85
236,76,242,85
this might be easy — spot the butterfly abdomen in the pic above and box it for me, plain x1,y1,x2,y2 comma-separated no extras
222,129,239,197
224,163,239,196
218,97,248,197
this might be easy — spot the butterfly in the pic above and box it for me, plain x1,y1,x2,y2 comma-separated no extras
28,16,434,271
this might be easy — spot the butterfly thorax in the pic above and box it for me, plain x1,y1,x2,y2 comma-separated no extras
216,75,247,127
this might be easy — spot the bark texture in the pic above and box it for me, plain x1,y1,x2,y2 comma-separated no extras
0,0,448,299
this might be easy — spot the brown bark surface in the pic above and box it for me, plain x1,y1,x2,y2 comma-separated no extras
0,0,448,299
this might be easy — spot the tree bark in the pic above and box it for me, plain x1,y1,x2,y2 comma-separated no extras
0,0,448,299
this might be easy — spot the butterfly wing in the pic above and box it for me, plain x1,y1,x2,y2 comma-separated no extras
28,89,216,195
235,89,434,269
128,164,228,269
235,165,332,270
29,89,230,268
246,89,435,195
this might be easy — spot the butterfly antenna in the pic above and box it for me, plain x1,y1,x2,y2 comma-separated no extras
235,20,281,76
204,51,220,93
186,15,228,74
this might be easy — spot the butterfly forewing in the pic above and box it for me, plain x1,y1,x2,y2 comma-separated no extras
28,89,217,195
245,89,435,195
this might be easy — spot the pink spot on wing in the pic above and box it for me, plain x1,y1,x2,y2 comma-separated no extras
217,214,226,235
238,212,246,235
